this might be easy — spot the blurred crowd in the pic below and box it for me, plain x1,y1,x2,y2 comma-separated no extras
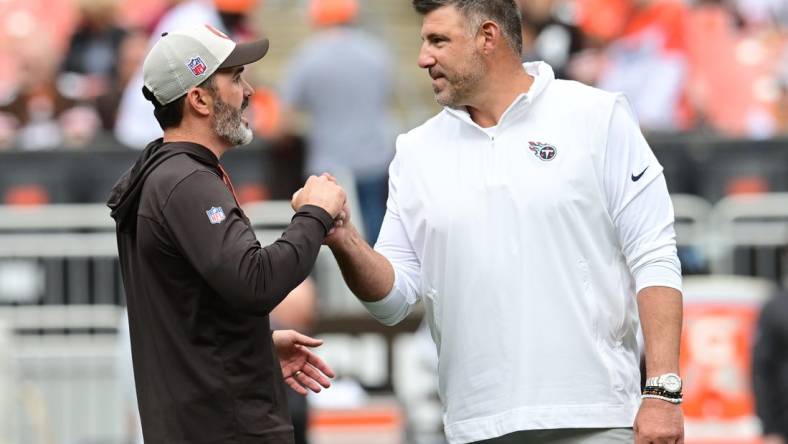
0,0,267,151
520,0,788,136
0,0,785,151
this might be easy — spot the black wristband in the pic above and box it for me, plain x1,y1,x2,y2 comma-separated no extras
642,386,683,399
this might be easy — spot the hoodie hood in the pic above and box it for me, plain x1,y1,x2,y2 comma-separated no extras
108,139,219,232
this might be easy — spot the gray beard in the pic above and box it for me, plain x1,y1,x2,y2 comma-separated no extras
435,52,486,107
213,97,253,147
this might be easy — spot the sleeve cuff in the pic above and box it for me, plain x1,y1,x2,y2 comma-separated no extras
293,205,334,235
634,261,682,294
360,273,411,326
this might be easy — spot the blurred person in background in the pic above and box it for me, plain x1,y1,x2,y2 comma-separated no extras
571,0,788,136
94,28,150,131
683,0,785,138
60,0,127,104
108,25,343,443
142,0,192,33
60,0,151,132
516,0,583,79
753,290,788,444
280,0,396,244
316,0,685,443
735,0,787,27
215,0,260,40
0,34,101,150
593,0,692,133
114,0,260,148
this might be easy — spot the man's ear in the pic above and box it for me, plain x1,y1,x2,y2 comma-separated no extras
478,20,501,54
185,87,213,117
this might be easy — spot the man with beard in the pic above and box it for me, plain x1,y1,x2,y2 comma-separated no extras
312,1,685,443
107,24,346,443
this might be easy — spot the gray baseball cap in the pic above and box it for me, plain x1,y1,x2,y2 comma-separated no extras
142,24,269,106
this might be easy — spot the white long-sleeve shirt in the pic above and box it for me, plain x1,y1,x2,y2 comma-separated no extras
365,62,681,444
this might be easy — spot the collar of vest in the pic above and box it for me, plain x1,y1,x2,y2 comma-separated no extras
444,61,555,130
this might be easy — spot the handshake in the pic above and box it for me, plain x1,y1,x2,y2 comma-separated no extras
291,173,350,236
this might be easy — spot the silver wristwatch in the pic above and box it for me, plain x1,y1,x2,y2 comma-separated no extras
645,373,682,393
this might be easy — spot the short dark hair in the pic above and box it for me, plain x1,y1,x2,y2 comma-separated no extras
143,75,217,130
412,0,523,55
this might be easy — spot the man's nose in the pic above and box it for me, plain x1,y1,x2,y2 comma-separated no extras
418,44,436,69
243,78,254,96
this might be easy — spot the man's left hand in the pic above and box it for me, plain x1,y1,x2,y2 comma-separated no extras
634,398,684,444
273,329,335,395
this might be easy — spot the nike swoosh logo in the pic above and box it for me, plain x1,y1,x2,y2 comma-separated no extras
631,166,649,182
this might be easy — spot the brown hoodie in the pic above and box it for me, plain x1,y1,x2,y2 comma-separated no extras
108,139,332,443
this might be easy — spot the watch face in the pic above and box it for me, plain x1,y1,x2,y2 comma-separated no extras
662,374,682,393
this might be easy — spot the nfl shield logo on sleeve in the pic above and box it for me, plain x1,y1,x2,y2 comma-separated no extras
186,56,207,77
206,207,226,224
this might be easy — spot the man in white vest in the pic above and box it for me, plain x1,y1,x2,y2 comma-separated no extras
309,0,684,442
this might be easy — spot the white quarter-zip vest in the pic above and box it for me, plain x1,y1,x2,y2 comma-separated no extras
390,63,647,442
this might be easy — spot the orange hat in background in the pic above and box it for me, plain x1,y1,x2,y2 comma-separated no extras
214,0,258,14
309,0,358,27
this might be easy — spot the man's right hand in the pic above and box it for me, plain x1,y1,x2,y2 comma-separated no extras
291,175,346,218
324,200,354,248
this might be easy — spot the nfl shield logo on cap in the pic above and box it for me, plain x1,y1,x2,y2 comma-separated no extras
143,24,269,105
206,207,226,224
187,56,208,77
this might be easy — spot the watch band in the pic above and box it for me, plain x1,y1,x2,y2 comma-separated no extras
645,373,682,393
